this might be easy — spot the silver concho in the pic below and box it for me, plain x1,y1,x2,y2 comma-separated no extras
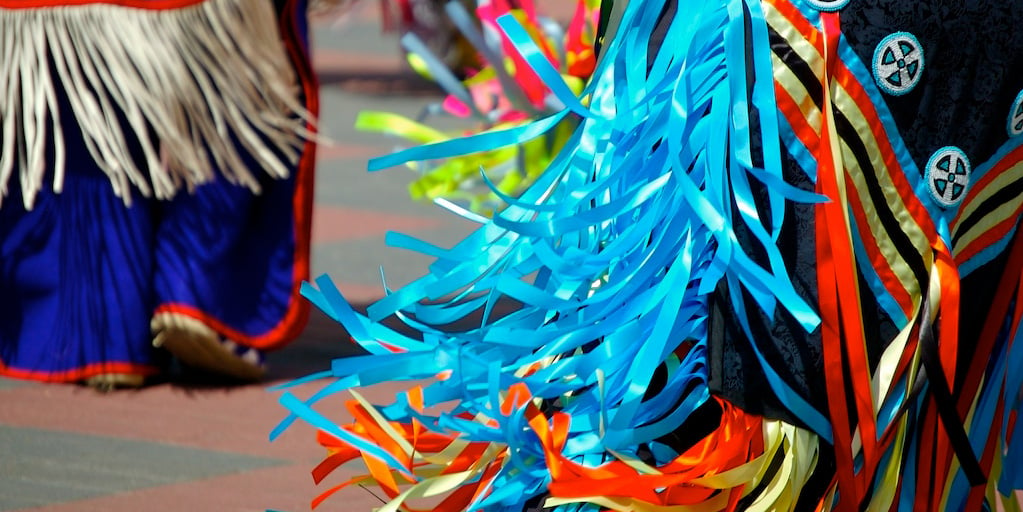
1008,89,1023,138
805,0,850,11
873,32,924,96
926,147,970,209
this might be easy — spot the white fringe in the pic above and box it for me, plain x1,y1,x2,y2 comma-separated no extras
0,0,316,209
309,0,363,17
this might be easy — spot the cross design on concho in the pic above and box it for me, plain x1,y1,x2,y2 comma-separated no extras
875,33,923,95
928,149,970,207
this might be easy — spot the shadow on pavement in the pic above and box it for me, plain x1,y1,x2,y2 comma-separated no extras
265,296,524,381
158,296,523,389
318,69,442,96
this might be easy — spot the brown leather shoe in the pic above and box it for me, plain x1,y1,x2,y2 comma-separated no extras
84,373,145,392
151,312,265,382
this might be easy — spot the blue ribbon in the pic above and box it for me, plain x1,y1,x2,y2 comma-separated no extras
273,1,839,508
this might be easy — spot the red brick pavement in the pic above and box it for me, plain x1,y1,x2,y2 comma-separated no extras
0,375,413,512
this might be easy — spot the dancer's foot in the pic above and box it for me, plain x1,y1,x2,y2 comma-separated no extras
151,313,265,382
84,373,145,392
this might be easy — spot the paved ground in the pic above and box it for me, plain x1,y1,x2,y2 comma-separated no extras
0,4,577,511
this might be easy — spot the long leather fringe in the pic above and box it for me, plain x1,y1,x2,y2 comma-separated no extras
0,0,314,208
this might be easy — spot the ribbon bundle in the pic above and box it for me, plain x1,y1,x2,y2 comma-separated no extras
276,0,828,510
274,0,1023,510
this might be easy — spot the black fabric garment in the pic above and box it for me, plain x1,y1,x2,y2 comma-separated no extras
707,0,1023,429
573,2,1022,508
840,1,1023,167
839,0,1023,399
